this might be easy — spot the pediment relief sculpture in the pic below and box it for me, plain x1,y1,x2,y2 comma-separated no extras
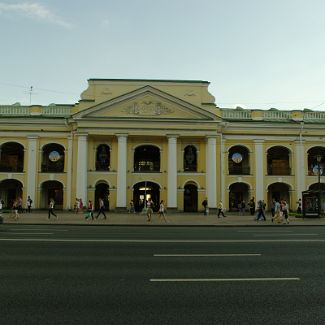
123,101,174,116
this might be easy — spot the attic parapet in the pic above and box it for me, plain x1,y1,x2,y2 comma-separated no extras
220,108,325,123
0,104,72,117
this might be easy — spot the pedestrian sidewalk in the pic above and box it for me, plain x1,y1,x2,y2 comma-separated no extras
1,210,325,226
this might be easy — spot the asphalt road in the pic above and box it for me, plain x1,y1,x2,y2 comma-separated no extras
1,225,325,325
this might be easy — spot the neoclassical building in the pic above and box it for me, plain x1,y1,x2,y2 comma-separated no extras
0,78,324,212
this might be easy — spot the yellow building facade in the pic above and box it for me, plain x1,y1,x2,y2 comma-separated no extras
0,79,324,212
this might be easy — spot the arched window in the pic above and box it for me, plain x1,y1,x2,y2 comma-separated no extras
134,145,160,172
228,145,250,175
307,146,325,176
0,142,24,172
184,145,197,171
42,143,65,172
96,144,110,171
267,146,290,175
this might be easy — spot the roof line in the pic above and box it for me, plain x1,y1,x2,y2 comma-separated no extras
87,78,210,84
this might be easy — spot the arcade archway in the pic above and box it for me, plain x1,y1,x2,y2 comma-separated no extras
267,182,291,209
41,181,63,209
183,183,198,212
0,179,23,208
95,182,110,210
133,181,160,212
229,182,250,211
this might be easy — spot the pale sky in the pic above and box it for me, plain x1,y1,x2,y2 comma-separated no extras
1,0,325,110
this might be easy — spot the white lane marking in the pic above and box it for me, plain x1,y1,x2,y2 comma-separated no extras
150,278,301,282
254,234,318,237
5,233,53,235
238,231,293,233
0,239,324,243
8,228,69,232
154,254,261,257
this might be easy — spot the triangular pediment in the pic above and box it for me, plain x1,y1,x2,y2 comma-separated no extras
73,86,218,120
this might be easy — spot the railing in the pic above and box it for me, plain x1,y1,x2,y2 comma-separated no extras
0,105,29,116
221,108,325,122
221,110,251,120
42,105,72,117
0,164,24,172
41,163,64,173
263,111,292,120
267,166,291,175
229,166,250,175
304,111,325,122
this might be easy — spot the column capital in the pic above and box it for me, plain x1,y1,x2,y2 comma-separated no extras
77,133,88,141
116,133,128,138
254,139,265,144
166,134,179,139
27,135,39,140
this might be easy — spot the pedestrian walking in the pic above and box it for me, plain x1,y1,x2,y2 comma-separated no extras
217,201,226,218
17,196,23,214
128,200,135,213
256,200,266,221
273,198,282,223
146,197,154,222
79,198,84,210
95,198,107,219
249,197,256,216
282,200,289,224
296,198,302,214
239,200,246,215
85,200,94,220
11,200,20,220
0,199,3,224
158,200,167,222
74,198,80,213
271,198,276,220
27,195,33,213
48,198,57,219
202,198,208,216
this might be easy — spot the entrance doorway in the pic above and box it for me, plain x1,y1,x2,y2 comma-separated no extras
229,182,249,211
95,182,110,211
267,182,290,209
133,181,160,212
41,181,63,209
0,179,23,208
184,183,198,212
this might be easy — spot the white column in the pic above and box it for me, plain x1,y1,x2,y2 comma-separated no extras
65,134,73,210
295,140,306,201
76,134,88,203
167,135,178,208
117,134,128,208
206,136,217,208
26,136,38,203
254,139,264,202
220,134,225,205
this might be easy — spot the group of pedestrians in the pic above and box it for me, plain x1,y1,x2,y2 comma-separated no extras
3,195,34,220
48,197,108,221
271,198,290,224
202,199,227,218
146,198,167,223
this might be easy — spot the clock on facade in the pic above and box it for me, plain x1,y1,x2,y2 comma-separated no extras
313,165,323,176
49,150,61,162
231,152,243,164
